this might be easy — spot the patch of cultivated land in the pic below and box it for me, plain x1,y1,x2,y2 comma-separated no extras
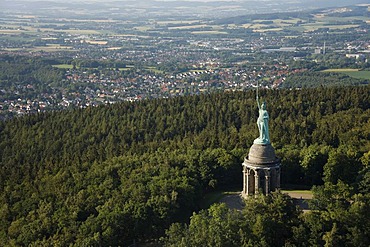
192,30,228,34
322,69,370,80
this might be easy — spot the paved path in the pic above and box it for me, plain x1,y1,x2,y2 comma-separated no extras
219,193,245,210
283,191,313,200
219,191,312,211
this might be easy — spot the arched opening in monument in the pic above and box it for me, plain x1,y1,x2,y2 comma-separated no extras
259,173,266,194
270,168,277,191
249,169,255,195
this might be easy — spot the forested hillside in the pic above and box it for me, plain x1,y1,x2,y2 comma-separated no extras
282,71,368,88
0,86,369,245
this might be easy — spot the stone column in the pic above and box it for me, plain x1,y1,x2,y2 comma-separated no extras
246,169,251,195
276,168,281,189
242,167,246,196
265,170,270,195
254,170,259,195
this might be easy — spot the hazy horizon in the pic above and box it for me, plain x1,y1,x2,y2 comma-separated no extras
1,0,369,19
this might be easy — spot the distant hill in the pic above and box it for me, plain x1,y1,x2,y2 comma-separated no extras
2,0,369,18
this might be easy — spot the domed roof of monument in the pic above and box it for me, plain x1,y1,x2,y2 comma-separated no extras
247,143,279,164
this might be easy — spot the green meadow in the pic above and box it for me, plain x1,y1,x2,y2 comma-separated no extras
322,69,370,80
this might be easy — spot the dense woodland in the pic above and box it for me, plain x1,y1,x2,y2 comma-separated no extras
0,86,369,245
282,72,368,88
0,56,63,95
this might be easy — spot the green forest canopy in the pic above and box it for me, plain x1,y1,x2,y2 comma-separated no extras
0,86,369,245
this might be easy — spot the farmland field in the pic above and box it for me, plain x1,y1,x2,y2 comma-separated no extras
342,71,370,79
52,64,74,69
322,69,370,80
191,30,228,35
300,23,360,32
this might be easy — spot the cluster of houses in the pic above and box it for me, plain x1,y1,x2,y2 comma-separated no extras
0,62,307,119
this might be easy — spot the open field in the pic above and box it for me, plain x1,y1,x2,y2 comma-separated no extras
274,18,302,24
254,28,284,33
52,64,74,69
300,23,360,32
342,71,370,79
242,23,268,29
241,23,287,32
0,27,102,35
156,20,200,25
0,30,24,34
199,189,241,209
199,189,313,211
55,19,118,23
134,25,153,31
281,190,313,200
322,69,370,80
4,45,75,52
107,47,123,50
192,30,228,35
240,18,305,31
52,64,135,70
85,40,108,45
168,24,210,30
314,15,369,22
30,45,75,52
145,66,164,74
54,29,101,35
199,190,226,209
323,69,359,72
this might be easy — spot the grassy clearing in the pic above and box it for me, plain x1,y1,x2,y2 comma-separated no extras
254,28,284,33
0,30,23,34
191,30,228,35
189,69,206,73
36,28,101,35
300,23,359,32
156,20,200,25
4,48,23,51
135,26,153,32
343,71,370,80
52,64,74,69
0,27,102,35
281,190,313,194
30,45,74,52
275,18,302,24
281,190,313,200
168,24,208,30
242,23,267,29
56,29,101,35
316,15,369,22
66,19,117,23
323,69,359,72
145,66,164,74
85,40,108,45
199,189,241,209
199,190,225,209
322,69,370,80
107,47,122,50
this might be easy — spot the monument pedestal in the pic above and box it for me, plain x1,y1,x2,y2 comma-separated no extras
242,143,280,197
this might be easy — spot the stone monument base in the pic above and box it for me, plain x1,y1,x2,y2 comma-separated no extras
242,143,280,197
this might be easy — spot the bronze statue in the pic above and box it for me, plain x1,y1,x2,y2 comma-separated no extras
254,83,270,144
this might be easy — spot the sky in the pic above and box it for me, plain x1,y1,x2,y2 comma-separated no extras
5,0,289,2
